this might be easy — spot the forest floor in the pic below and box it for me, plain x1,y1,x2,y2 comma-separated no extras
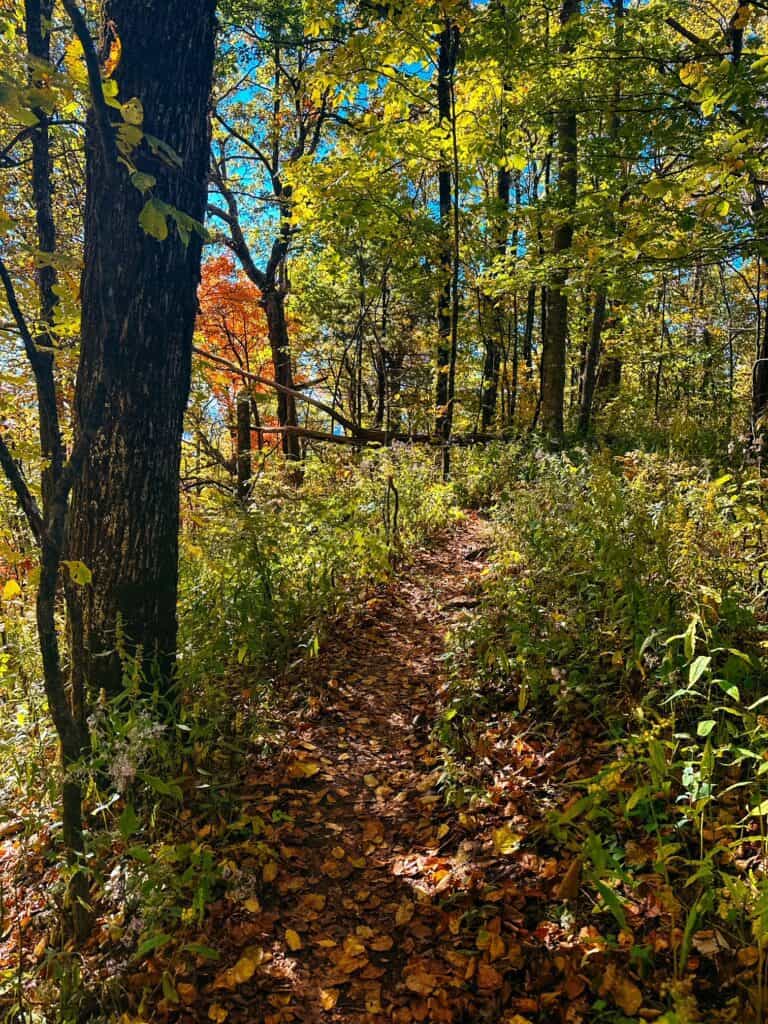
170,515,650,1024
2,517,710,1023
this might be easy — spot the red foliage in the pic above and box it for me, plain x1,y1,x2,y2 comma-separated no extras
196,255,273,420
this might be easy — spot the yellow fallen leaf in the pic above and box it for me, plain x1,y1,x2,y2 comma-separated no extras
177,983,197,1005
208,1005,228,1023
405,969,437,996
243,896,261,913
395,900,414,925
611,974,643,1016
213,948,263,990
363,774,378,787
287,760,322,780
285,928,302,952
320,988,339,1010
493,826,522,855
262,861,278,882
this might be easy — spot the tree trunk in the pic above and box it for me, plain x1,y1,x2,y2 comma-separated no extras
236,391,252,499
435,20,459,475
578,291,606,436
262,287,300,461
540,0,579,436
481,164,511,431
67,0,217,705
755,276,768,435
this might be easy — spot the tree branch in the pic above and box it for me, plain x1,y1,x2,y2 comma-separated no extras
0,431,44,543
60,0,118,172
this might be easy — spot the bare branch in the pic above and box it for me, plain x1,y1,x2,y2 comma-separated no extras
60,0,118,172
0,431,44,543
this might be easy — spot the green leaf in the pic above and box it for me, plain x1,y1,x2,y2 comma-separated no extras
62,560,92,586
697,720,716,737
162,972,180,1003
593,879,627,929
128,845,152,863
689,655,711,686
130,171,156,194
121,97,144,125
139,198,169,241
119,803,140,839
136,932,172,958
183,942,220,960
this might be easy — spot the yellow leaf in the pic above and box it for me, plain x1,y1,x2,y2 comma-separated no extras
363,774,378,787
285,928,302,952
243,896,261,913
404,968,437,996
612,975,643,1016
262,861,278,882
395,900,414,925
208,1006,228,1023
492,826,522,855
287,759,322,780
320,988,339,1010
2,579,21,601
213,948,263,990
300,893,326,911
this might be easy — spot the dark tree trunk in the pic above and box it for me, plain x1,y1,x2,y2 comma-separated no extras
522,283,535,374
481,164,511,431
25,0,63,511
578,291,606,436
262,287,300,460
435,20,459,471
755,276,768,433
236,391,252,499
540,0,579,436
67,0,218,705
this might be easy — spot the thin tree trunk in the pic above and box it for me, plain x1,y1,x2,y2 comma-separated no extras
236,391,252,499
578,291,606,435
262,287,300,460
435,20,459,477
540,0,579,436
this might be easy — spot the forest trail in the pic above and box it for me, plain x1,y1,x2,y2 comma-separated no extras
194,516,604,1024
206,515,498,1024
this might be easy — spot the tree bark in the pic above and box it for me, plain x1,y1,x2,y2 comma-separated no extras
67,0,218,704
236,391,252,499
540,0,579,436
481,164,511,431
261,287,300,461
578,291,606,436
435,20,460,475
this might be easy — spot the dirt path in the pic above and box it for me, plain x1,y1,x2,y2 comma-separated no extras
185,517,602,1024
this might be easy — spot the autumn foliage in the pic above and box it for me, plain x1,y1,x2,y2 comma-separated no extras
196,255,274,423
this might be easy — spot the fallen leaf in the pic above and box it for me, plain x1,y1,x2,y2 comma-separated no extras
320,988,339,1010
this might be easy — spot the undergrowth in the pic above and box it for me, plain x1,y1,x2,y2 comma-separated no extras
444,444,768,1020
0,446,457,1022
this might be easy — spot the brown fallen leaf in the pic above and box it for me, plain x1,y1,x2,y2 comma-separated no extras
555,857,582,900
